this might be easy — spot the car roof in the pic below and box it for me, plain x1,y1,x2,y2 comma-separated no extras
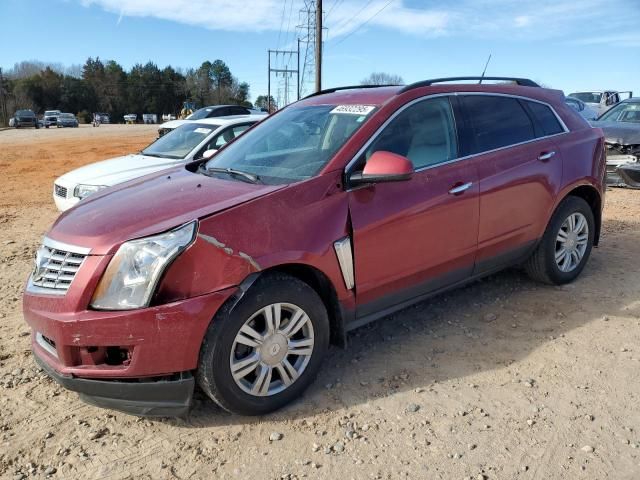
296,82,564,109
620,97,640,103
185,114,265,127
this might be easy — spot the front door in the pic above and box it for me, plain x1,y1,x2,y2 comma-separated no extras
347,96,480,318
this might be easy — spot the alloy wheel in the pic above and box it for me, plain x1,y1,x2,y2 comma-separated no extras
555,212,589,272
229,303,314,397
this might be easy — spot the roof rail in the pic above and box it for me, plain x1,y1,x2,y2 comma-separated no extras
399,77,540,93
303,84,400,99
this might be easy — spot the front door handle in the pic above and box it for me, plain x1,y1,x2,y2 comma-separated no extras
538,151,556,161
448,182,473,195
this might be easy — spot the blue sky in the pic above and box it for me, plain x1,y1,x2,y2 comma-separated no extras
2,0,640,104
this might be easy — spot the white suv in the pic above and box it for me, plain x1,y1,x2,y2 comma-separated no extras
43,110,61,128
53,115,264,211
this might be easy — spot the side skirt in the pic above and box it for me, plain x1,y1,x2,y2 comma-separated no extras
344,240,538,334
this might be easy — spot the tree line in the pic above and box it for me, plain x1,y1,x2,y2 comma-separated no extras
0,58,275,125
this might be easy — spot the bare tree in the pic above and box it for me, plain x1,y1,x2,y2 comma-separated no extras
360,72,404,86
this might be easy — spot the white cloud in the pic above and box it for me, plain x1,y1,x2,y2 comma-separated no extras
76,0,640,47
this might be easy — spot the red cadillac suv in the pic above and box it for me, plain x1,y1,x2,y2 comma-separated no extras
23,77,606,416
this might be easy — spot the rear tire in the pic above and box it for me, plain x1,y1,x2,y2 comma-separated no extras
525,196,595,285
197,273,330,415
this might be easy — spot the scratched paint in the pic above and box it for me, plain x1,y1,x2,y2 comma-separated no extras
198,233,261,271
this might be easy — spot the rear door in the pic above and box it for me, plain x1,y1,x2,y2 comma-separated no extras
348,96,480,317
460,94,565,274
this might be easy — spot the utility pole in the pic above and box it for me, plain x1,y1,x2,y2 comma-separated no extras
267,47,300,112
315,0,322,93
0,68,7,127
297,1,326,97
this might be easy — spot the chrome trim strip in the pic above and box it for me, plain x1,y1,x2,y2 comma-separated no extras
344,91,570,182
42,237,92,255
333,236,355,290
36,332,59,359
26,276,67,296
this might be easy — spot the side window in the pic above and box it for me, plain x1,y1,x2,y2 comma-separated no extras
231,106,250,115
526,101,564,136
364,97,458,170
209,124,252,150
462,95,535,153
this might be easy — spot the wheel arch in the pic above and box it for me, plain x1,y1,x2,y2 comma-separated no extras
563,184,602,246
230,264,348,348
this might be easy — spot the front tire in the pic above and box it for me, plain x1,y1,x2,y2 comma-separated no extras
197,273,330,415
525,196,595,285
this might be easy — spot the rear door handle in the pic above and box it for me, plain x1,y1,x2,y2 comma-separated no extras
448,182,473,195
538,151,556,161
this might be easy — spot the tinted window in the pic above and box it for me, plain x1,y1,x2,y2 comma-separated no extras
230,106,250,115
526,101,564,136
364,97,457,169
462,96,535,153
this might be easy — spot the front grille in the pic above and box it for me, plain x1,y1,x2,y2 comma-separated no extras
31,243,87,292
54,184,67,198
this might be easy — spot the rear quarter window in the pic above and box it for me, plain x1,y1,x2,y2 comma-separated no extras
526,101,565,136
462,95,536,153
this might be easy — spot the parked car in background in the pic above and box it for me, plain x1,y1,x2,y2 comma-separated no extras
565,96,598,121
44,110,61,128
568,90,632,117
142,114,158,124
96,112,110,124
8,117,15,127
124,114,137,124
26,77,606,417
162,113,177,121
56,113,79,128
52,115,263,211
158,105,267,136
13,109,39,128
590,98,640,187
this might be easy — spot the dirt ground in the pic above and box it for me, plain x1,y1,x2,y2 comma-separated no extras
0,125,639,480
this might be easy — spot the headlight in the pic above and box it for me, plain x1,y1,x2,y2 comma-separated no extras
90,221,197,310
74,184,108,199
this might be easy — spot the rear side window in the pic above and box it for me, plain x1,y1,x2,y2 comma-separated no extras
526,101,564,136
462,96,535,153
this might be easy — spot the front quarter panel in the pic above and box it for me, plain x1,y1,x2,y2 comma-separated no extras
155,171,353,306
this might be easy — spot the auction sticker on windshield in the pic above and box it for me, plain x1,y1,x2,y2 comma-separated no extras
194,128,212,134
330,105,376,115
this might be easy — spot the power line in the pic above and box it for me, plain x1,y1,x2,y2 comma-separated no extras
325,0,344,20
333,0,395,46
330,0,376,36
276,0,288,50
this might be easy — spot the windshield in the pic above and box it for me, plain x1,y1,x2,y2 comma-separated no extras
16,110,33,116
597,102,640,123
60,113,74,119
205,104,376,184
186,107,215,120
45,111,60,116
142,122,219,159
570,92,602,104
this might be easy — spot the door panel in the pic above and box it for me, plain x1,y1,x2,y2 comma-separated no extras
350,159,479,317
472,138,562,272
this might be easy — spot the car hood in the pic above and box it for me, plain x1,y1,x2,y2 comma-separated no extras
56,154,183,186
590,121,640,145
48,166,285,254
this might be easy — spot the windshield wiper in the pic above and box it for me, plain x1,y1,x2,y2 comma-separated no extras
205,166,261,184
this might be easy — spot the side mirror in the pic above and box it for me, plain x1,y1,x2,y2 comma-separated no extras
349,151,414,185
202,149,218,159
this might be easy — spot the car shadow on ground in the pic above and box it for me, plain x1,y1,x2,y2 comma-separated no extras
159,221,639,429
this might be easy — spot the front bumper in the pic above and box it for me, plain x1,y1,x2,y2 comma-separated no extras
53,192,80,211
35,351,195,416
24,286,237,414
